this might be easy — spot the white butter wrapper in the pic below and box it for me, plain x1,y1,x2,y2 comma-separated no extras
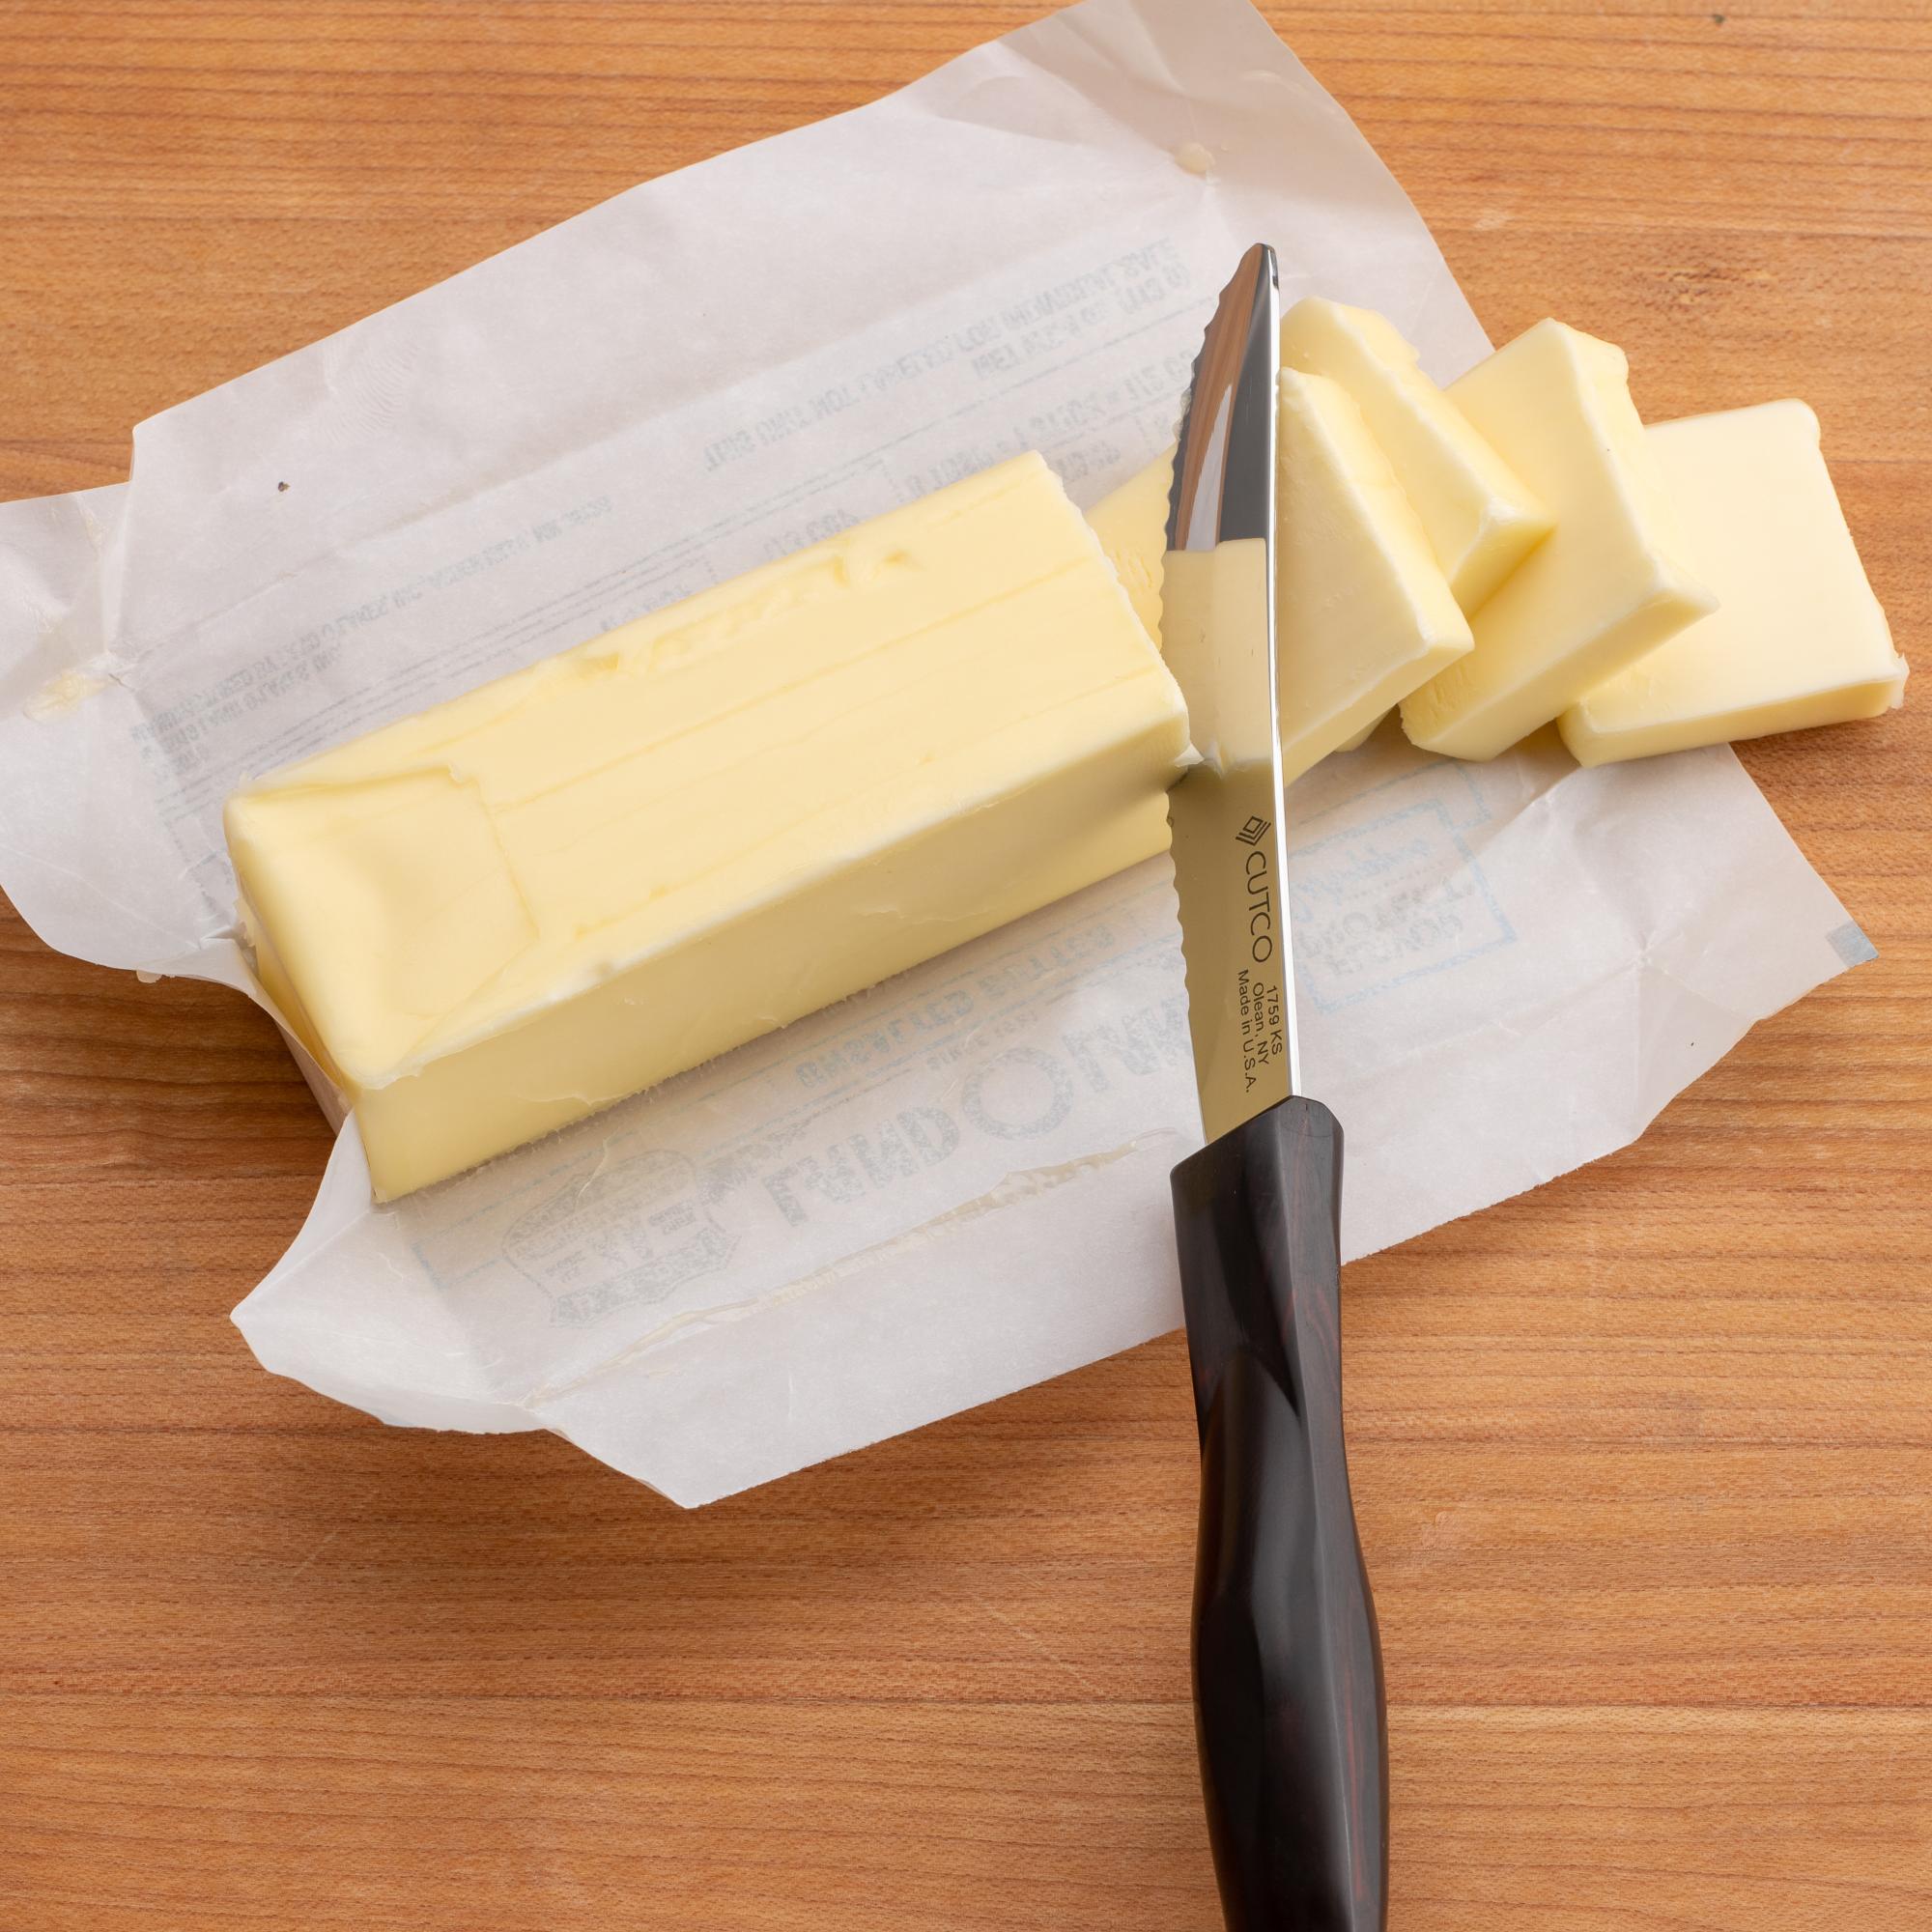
0,0,1864,1504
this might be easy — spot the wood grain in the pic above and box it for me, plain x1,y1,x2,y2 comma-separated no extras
2,2,1928,1926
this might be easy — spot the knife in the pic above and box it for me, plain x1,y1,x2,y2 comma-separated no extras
1161,243,1390,1931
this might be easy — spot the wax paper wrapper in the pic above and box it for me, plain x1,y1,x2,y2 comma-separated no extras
0,0,1866,1505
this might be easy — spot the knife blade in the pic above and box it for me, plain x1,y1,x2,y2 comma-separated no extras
1162,242,1390,1932
1163,241,1299,1142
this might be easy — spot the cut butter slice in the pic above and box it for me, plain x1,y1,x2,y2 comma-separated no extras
1275,369,1472,782
1335,710,1386,753
226,452,1191,1199
1401,319,1717,762
1560,401,1906,764
1280,297,1551,614
1088,451,1173,645
1077,369,1471,781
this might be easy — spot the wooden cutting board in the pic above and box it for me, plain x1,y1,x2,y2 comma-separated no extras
2,3,1927,1926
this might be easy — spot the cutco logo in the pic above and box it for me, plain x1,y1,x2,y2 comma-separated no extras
1237,818,1275,963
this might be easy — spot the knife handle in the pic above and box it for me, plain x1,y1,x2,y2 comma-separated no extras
1170,1097,1387,1932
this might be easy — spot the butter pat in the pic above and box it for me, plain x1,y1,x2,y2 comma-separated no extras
1088,451,1173,645
1561,402,1906,764
227,454,1191,1199
1335,710,1386,753
1401,320,1717,762
1077,373,1471,782
1275,369,1472,782
1280,298,1551,613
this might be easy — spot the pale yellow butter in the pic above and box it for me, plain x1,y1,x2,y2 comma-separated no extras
1334,711,1386,753
1078,368,1470,781
1279,298,1551,613
227,454,1191,1199
1275,369,1472,782
1401,320,1717,762
1560,401,1906,765
1088,452,1173,645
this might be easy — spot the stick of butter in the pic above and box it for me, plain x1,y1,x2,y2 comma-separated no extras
1559,401,1906,765
1279,297,1552,614
1401,320,1718,762
225,453,1191,1199
1079,368,1471,781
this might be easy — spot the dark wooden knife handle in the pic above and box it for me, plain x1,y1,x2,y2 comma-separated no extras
1170,1097,1388,1932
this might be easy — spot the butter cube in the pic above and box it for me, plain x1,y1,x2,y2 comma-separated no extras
227,454,1191,1199
1401,320,1717,762
1560,402,1906,764
1275,369,1472,782
1280,298,1551,613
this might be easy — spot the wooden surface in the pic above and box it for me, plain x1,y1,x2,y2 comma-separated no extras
2,1,1928,1924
